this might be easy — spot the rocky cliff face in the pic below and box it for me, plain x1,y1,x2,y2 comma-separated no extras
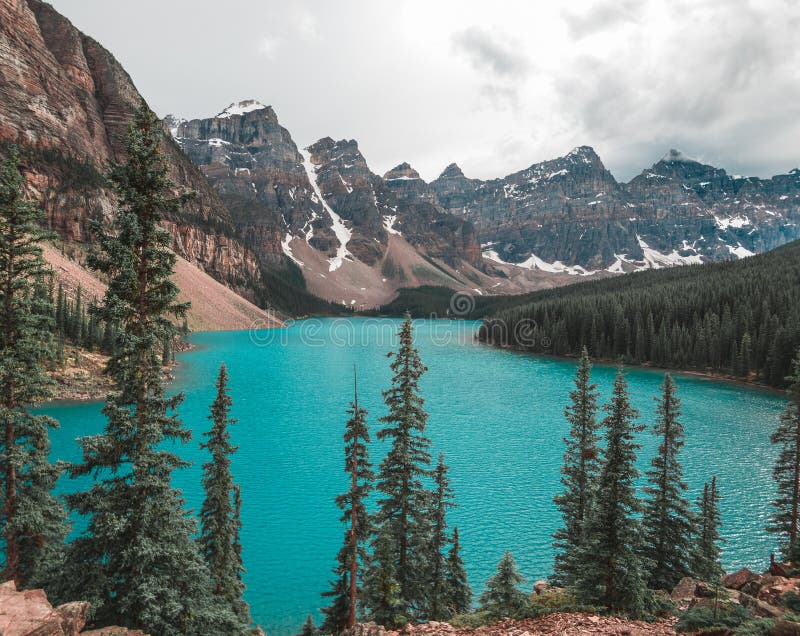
168,103,483,278
0,0,262,298
430,147,800,272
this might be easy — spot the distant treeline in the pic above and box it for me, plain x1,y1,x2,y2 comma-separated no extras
478,240,800,388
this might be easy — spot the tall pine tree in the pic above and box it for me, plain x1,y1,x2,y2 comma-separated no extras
321,368,373,634
690,477,723,582
574,367,651,617
551,347,600,586
0,146,68,588
63,102,242,635
199,363,250,625
427,453,455,620
445,527,472,616
640,374,692,590
768,349,800,560
371,312,432,616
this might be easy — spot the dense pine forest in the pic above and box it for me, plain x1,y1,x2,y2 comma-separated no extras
478,242,800,388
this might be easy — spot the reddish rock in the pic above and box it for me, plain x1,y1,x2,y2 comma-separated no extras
757,576,798,606
723,568,761,590
0,580,89,636
0,0,262,300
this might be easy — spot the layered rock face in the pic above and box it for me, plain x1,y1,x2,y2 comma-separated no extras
0,0,261,297
430,147,800,271
169,104,482,272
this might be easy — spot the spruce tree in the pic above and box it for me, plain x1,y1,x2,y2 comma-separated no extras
478,551,527,619
321,369,373,634
551,347,600,586
427,453,455,620
63,102,241,635
641,374,692,590
445,527,472,616
768,349,800,560
690,477,723,582
0,146,68,588
371,312,432,615
298,614,318,636
574,367,651,617
362,531,405,629
199,363,250,625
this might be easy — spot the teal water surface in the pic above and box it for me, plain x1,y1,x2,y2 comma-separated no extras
42,318,787,635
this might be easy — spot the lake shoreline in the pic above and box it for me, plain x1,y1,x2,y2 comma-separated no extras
476,339,788,397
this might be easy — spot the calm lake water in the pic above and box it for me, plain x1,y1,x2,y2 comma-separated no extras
42,318,787,635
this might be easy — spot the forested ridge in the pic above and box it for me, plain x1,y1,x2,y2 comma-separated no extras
479,240,800,387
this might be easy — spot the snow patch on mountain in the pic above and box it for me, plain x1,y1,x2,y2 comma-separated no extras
637,236,703,269
714,215,751,230
383,215,402,236
216,100,268,119
727,243,755,258
483,248,595,276
281,234,304,267
300,149,352,271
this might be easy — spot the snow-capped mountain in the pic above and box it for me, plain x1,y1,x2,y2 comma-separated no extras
431,147,800,273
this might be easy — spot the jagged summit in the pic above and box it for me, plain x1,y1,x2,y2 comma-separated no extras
438,163,465,179
216,99,269,119
569,145,598,157
660,148,697,163
384,162,422,181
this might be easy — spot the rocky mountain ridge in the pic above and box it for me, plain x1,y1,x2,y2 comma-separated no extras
169,98,800,298
431,146,800,273
168,102,492,307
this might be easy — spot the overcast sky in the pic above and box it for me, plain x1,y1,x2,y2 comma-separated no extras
49,0,800,182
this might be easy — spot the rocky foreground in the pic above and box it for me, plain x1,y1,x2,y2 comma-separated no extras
7,562,800,635
0,581,145,636
344,614,676,636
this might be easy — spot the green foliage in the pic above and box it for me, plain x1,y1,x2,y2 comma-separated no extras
478,551,528,619
782,591,800,612
200,364,250,626
479,240,800,387
321,370,374,634
690,477,724,582
369,312,433,617
445,527,473,617
362,531,406,629
61,102,243,635
641,374,693,590
425,454,459,620
573,367,653,617
675,602,753,633
551,348,601,587
0,145,69,587
297,614,318,636
768,349,800,559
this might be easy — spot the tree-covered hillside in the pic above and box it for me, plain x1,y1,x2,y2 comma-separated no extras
479,240,800,387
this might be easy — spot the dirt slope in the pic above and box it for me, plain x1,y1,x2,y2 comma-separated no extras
43,244,281,332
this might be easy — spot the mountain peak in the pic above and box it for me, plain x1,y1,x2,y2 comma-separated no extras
569,145,597,157
384,162,421,181
660,148,696,163
216,99,269,119
439,163,465,179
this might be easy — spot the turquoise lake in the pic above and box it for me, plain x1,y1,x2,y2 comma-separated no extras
42,317,788,635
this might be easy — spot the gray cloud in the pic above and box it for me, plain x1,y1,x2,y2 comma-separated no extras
562,0,643,39
451,26,530,78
